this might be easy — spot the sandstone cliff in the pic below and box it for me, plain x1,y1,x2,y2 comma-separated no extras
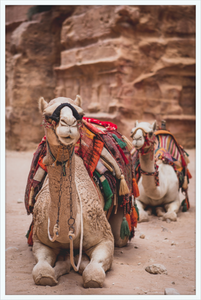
6,5,195,150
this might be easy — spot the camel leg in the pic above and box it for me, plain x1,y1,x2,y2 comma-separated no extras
147,207,152,216
54,251,72,280
155,206,165,217
136,199,149,222
109,206,129,247
32,240,59,286
74,254,90,275
83,240,114,288
163,198,180,222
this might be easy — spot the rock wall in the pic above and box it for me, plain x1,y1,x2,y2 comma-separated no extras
6,5,195,150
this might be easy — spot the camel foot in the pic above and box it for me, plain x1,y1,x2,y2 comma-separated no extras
138,210,149,222
83,280,101,288
156,207,165,217
82,262,105,288
147,207,152,216
114,236,129,248
33,261,58,286
162,211,177,222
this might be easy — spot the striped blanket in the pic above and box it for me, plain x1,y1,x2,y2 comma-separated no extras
154,130,191,179
132,129,192,212
25,117,137,245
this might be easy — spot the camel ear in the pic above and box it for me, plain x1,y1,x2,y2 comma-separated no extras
135,120,138,127
152,120,157,131
39,97,48,113
74,95,82,107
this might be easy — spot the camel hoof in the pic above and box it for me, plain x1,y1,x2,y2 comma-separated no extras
82,262,105,288
162,211,177,222
114,236,129,248
138,210,149,222
83,280,102,288
33,262,58,286
35,275,58,286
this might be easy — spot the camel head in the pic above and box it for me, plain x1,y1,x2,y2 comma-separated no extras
39,95,84,146
131,120,157,150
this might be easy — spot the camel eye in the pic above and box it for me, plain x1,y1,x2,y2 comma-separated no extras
72,120,77,127
61,120,67,126
148,132,153,138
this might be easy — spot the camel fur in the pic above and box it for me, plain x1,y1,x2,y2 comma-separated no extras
31,96,129,288
131,120,181,222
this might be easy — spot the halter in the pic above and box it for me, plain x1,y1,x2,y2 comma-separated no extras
132,127,159,186
131,127,156,158
49,103,83,123
43,103,83,271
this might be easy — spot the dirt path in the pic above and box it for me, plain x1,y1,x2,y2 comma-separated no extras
4,149,196,297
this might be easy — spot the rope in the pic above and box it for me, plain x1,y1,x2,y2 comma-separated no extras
140,166,159,186
69,183,83,272
47,219,60,242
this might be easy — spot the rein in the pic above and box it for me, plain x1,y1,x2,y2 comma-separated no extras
44,106,83,272
133,128,159,186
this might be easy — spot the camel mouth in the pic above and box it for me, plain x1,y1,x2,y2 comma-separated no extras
59,136,74,145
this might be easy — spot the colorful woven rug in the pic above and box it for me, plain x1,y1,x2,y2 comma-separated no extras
25,117,138,245
132,129,192,212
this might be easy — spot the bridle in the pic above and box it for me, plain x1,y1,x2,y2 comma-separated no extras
43,103,84,271
132,127,159,186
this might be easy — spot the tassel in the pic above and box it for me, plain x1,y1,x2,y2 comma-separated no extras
187,168,192,179
181,198,189,212
104,197,113,211
120,217,130,240
131,206,138,227
119,175,130,196
132,178,140,198
182,175,188,190
134,203,139,220
26,222,33,246
125,213,132,231
122,135,133,152
181,155,187,167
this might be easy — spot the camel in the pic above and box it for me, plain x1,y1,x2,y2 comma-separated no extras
130,120,190,222
30,95,131,288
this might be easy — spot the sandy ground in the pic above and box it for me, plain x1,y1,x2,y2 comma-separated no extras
3,149,197,297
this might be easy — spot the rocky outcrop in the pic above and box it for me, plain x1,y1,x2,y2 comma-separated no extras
6,5,75,150
6,5,195,150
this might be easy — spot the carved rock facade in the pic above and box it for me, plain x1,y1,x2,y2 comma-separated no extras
6,5,195,150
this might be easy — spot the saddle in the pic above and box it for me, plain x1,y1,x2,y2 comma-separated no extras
132,128,192,212
24,117,139,245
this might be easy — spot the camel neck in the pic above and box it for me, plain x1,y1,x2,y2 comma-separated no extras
139,151,155,173
46,142,79,243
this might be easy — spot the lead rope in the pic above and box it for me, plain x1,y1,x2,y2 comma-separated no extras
67,152,83,272
69,183,83,272
46,120,83,271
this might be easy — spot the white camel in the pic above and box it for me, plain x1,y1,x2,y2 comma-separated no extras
30,95,130,288
131,121,182,222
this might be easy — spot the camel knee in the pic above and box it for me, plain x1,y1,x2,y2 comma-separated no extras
54,253,71,279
